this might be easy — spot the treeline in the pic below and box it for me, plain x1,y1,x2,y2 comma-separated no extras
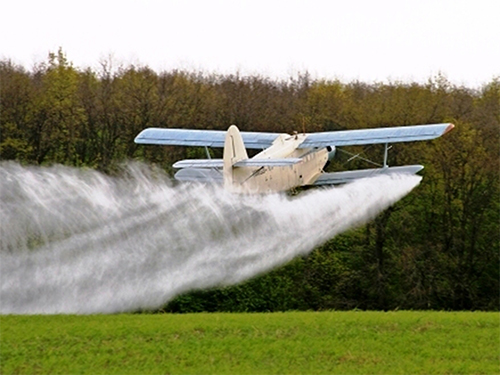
1,50,499,311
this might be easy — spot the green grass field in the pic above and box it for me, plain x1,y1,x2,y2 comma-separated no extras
1,311,498,374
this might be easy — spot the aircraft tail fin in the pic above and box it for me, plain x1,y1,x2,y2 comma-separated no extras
223,125,249,192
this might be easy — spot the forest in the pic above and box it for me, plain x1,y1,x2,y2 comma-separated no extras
1,49,498,311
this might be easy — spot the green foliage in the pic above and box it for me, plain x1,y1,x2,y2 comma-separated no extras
1,50,498,312
1,312,498,375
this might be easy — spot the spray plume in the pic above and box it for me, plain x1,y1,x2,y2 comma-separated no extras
0,162,421,314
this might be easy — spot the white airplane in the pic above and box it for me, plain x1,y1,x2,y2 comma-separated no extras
134,123,454,193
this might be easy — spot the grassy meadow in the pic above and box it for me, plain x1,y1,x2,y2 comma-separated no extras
1,311,498,374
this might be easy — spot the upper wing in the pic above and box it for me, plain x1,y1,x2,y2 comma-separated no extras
134,128,281,149
135,123,454,149
298,123,454,148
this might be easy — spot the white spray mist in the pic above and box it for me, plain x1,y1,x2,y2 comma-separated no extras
0,162,421,314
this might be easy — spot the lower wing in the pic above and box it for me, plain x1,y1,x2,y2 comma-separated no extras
312,165,424,185
174,168,223,183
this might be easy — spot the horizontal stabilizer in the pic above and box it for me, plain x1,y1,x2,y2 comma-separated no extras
173,159,223,169
313,165,424,185
174,158,302,169
234,158,302,167
174,168,223,183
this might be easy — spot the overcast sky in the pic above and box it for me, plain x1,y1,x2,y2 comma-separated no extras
2,0,499,87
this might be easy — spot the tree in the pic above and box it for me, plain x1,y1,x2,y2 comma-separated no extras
26,48,86,164
0,61,33,161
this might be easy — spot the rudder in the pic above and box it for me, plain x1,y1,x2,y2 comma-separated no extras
223,125,249,192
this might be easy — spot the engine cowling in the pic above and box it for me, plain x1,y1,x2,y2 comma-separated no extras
326,145,336,161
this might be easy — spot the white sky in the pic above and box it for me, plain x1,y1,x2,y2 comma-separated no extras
2,0,499,87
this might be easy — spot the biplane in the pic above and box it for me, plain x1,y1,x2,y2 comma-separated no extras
134,123,454,193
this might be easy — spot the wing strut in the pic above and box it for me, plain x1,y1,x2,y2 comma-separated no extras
383,143,389,168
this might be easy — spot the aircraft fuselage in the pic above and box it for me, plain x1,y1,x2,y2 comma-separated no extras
226,131,329,193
